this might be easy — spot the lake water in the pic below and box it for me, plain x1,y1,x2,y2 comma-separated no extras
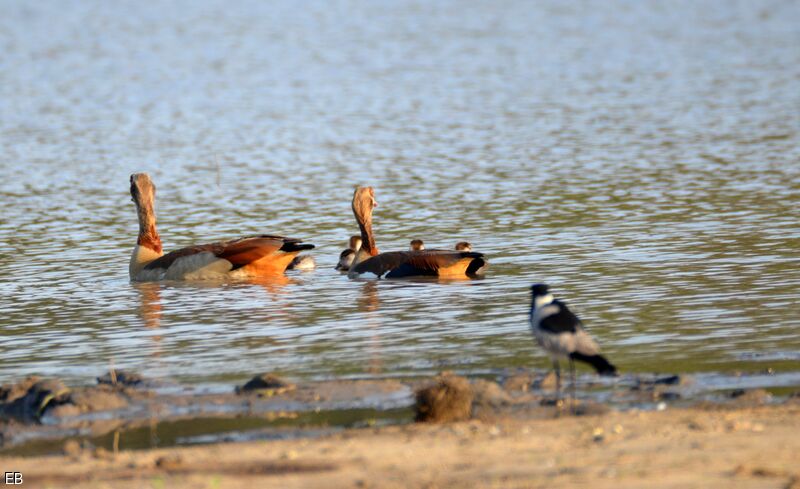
1,0,799,390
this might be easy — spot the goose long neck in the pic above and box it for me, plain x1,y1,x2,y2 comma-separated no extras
357,216,378,257
135,193,162,254
351,188,379,267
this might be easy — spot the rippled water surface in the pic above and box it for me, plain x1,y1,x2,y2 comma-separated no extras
1,0,799,388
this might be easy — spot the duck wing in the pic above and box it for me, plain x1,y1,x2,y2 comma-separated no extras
351,250,486,278
145,235,314,271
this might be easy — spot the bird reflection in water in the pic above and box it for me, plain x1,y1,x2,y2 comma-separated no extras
133,275,295,331
358,281,384,375
246,275,293,295
133,282,164,331
357,280,380,312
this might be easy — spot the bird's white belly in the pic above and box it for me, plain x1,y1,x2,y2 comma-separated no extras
348,270,382,279
163,252,234,280
531,327,576,358
530,304,581,357
530,324,600,358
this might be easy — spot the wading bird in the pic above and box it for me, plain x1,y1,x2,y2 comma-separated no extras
529,284,617,406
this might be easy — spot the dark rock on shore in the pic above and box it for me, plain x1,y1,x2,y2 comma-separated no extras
1,377,129,423
728,389,772,406
236,374,296,396
0,377,71,422
631,374,691,402
414,374,473,423
97,370,144,387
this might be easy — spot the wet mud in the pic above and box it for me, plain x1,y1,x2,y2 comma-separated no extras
2,369,798,456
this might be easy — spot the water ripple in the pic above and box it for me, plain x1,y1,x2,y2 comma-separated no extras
1,0,798,387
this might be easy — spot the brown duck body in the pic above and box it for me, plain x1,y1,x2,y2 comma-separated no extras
350,249,486,278
136,235,313,281
128,173,314,281
347,187,486,279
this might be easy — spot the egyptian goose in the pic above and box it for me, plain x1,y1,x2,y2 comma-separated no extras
347,187,486,279
128,173,314,281
529,284,617,405
335,235,363,271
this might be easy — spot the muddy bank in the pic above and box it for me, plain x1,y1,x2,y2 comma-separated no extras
0,372,415,452
2,369,798,457
3,403,800,489
1,370,563,452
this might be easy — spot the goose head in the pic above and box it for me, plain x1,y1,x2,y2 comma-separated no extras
352,186,377,227
130,172,156,211
130,172,162,253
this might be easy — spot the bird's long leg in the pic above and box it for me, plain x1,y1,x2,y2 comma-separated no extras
569,358,577,414
552,359,562,408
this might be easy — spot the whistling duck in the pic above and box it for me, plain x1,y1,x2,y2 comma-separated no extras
455,241,472,252
335,235,362,271
128,173,314,281
347,187,486,279
287,255,316,270
410,240,472,252
529,284,617,404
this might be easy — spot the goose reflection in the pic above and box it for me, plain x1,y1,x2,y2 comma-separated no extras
357,280,380,313
133,282,164,331
357,281,383,374
133,275,294,331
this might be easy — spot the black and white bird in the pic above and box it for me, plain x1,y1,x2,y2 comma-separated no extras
529,284,617,402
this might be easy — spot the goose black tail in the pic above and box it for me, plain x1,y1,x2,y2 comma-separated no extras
569,352,617,376
466,257,486,276
281,243,315,252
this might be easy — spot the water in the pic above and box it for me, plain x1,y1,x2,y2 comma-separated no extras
1,0,799,389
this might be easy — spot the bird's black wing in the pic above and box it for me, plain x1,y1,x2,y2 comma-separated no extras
538,300,581,334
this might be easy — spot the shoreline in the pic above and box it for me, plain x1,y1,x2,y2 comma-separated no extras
3,402,799,488
2,371,799,488
1,370,798,454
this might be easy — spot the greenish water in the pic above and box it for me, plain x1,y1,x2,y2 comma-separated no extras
4,407,413,456
1,0,799,392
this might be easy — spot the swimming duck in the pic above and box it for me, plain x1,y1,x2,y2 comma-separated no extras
347,187,486,279
529,284,617,404
454,241,472,252
286,255,316,271
128,173,314,281
335,235,363,271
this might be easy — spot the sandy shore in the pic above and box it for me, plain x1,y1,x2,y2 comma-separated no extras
4,403,799,489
